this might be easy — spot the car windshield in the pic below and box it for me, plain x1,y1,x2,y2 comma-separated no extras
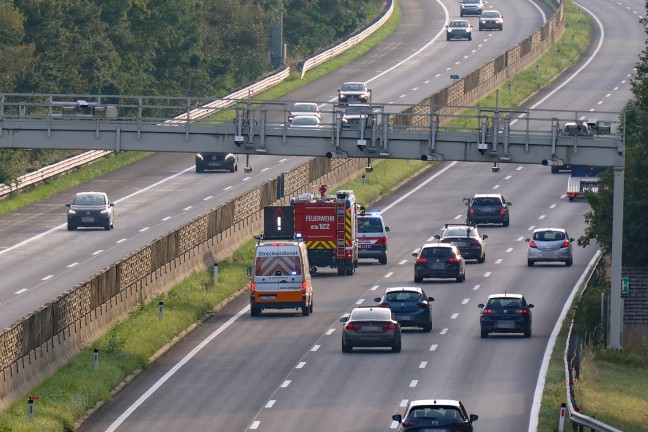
345,106,370,115
357,217,383,233
420,247,452,259
463,0,480,4
481,11,500,18
291,117,318,125
351,309,390,321
341,83,365,91
293,104,317,113
408,406,463,420
450,21,468,27
74,194,105,205
533,231,565,241
385,291,421,302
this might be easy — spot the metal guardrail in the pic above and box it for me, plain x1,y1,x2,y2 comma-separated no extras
300,0,394,79
564,256,623,432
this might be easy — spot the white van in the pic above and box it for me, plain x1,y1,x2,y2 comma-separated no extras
248,240,313,317
356,211,390,265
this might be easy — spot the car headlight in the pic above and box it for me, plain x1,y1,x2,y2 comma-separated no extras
448,28,453,32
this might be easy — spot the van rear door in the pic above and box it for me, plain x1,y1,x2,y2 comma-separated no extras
254,245,303,299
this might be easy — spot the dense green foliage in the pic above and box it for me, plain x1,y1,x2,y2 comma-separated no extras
0,0,385,184
578,5,648,265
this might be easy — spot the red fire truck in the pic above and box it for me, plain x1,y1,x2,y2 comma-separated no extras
291,186,358,276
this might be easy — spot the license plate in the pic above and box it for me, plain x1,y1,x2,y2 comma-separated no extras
497,320,514,329
432,262,445,269
259,295,276,301
359,244,372,249
396,315,411,321
81,217,94,223
361,326,380,332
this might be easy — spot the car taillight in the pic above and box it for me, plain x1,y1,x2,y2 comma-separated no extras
448,257,460,263
382,323,396,330
378,302,390,308
250,282,255,293
529,240,537,248
499,207,506,215
561,240,570,248
416,302,429,309
376,237,387,245
402,421,415,427
302,281,307,293
469,208,475,215
519,308,529,314
346,323,361,331
482,308,495,313
416,257,428,263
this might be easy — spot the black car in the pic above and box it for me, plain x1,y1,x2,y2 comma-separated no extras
464,193,511,226
393,399,478,431
195,153,238,173
478,293,534,338
412,243,465,283
478,10,503,31
435,223,487,263
374,287,434,332
66,191,114,231
340,307,401,353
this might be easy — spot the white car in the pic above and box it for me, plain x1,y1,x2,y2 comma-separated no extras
289,115,321,128
526,227,574,266
338,82,371,104
288,102,321,122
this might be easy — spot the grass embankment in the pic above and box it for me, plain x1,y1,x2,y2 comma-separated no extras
4,2,643,431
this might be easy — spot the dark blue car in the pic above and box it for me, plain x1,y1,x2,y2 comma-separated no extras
374,287,434,332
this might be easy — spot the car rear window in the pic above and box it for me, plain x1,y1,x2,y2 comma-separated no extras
534,231,565,241
351,309,391,321
357,217,384,233
408,406,463,420
386,291,421,302
488,298,522,308
473,197,501,206
293,104,317,112
444,228,477,238
74,194,105,205
420,247,452,259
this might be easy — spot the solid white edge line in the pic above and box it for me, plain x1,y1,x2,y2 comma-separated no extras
528,250,601,431
105,305,250,432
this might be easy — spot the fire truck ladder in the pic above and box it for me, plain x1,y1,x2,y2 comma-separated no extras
336,200,346,259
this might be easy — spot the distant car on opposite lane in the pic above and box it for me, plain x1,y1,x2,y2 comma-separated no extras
289,115,321,128
338,82,372,104
479,10,504,30
340,307,401,353
392,399,479,432
446,19,473,40
288,102,321,122
66,191,114,231
526,227,574,266
374,287,434,332
478,293,534,338
195,153,238,173
459,0,484,16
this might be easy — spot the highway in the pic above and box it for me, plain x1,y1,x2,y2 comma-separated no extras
1,0,644,430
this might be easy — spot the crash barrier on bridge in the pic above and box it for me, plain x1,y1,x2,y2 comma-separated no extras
0,156,366,408
300,0,394,79
391,3,565,128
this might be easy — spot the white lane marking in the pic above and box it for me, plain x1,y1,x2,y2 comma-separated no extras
506,248,513,253
162,216,172,221
440,328,448,335
539,215,546,220
399,259,408,265
93,250,103,256
473,284,480,291
279,158,288,163
281,380,291,388
454,214,462,219
462,298,470,304
391,420,399,429
139,227,150,232
516,166,524,170
430,344,438,351
427,236,436,242
484,272,492,277
326,329,335,335
505,175,512,180
371,285,380,291
311,345,320,352
412,87,419,91
202,196,213,201
67,262,79,268
15,289,27,295
384,272,394,278
266,400,276,408
356,299,365,305
561,194,567,199
410,380,418,388
550,204,556,209
223,186,232,191
243,176,252,181
261,167,270,172
104,306,250,431
419,361,427,368
116,239,127,244
451,313,459,319
528,226,536,231
183,206,192,211
250,421,260,429
296,362,306,369
517,236,525,241
496,259,503,264
493,184,501,189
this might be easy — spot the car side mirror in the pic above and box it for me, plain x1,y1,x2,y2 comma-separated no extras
66,203,71,208
507,202,512,206
247,266,252,277
110,202,115,207
477,303,484,308
428,297,434,302
528,304,534,308
411,251,419,257
392,414,402,423
524,238,531,242
470,414,479,423
374,297,381,303
482,234,488,240
339,317,349,323
569,238,575,242
385,226,390,232
434,234,441,239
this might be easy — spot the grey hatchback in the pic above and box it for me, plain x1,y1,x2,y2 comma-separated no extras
374,287,434,332
526,228,574,266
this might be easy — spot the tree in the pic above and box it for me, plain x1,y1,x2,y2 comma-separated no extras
0,0,35,91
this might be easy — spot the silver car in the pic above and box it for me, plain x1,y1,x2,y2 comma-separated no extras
526,228,574,266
